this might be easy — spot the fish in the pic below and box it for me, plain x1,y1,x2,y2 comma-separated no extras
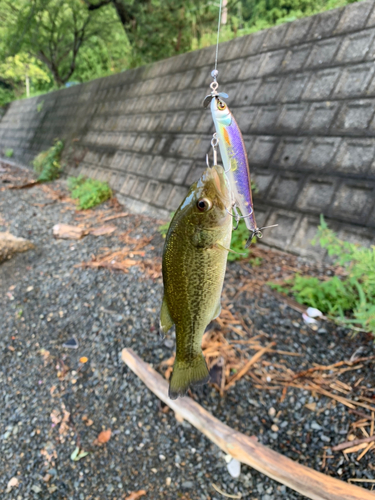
210,95,259,246
160,165,232,399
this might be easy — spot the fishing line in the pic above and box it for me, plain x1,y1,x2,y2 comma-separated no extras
214,0,224,73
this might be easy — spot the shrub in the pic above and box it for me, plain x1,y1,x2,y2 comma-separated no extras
67,175,112,210
5,148,13,157
32,139,64,182
269,215,375,335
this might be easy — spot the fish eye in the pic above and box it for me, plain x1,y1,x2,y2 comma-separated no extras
196,198,212,212
217,100,226,111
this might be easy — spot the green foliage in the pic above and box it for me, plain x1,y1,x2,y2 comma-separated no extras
5,148,14,157
158,213,175,238
228,219,251,261
32,139,64,182
67,175,112,210
269,215,375,335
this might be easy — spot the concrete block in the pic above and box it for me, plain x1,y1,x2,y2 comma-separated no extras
334,0,373,34
190,135,211,158
236,80,262,106
331,181,374,223
148,156,165,180
332,138,375,175
171,160,192,185
281,44,312,72
238,54,264,80
253,76,284,104
335,99,375,132
177,69,196,91
241,31,267,57
305,38,342,68
253,106,280,133
131,177,148,200
261,209,302,250
219,60,243,81
158,158,177,181
283,17,313,46
258,50,286,76
142,180,161,204
278,73,310,103
224,37,247,60
128,154,145,174
336,29,375,63
251,170,274,196
267,174,303,207
138,156,152,176
177,135,200,157
184,162,205,186
184,111,204,132
276,103,309,131
261,25,289,51
302,68,341,100
302,101,339,131
334,62,375,98
154,182,174,208
296,176,338,212
300,137,341,171
249,136,278,165
166,185,188,211
153,136,168,155
232,106,260,133
195,112,213,134
309,8,343,40
291,215,326,259
272,138,307,169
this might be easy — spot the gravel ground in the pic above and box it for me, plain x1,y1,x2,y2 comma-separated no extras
1,163,375,500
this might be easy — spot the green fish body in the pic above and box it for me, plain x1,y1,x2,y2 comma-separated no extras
161,165,232,399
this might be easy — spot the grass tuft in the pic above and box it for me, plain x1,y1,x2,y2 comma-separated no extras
32,139,64,182
67,175,112,210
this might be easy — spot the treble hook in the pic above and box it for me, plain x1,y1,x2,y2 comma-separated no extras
245,224,279,248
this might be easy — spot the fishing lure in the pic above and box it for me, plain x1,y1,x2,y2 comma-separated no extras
204,72,276,246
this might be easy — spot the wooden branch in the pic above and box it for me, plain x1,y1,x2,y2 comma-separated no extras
122,348,375,500
332,435,375,452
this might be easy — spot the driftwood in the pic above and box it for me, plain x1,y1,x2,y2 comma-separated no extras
122,348,375,500
0,231,35,263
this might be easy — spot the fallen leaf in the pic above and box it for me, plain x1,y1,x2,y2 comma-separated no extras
7,477,19,492
305,402,316,412
95,428,112,444
79,356,88,364
125,490,147,500
53,223,86,240
90,225,116,236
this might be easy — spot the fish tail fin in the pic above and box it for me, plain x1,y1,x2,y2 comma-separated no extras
169,353,209,400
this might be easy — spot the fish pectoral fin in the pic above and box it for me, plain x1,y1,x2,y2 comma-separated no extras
160,296,174,334
211,301,221,321
215,243,246,256
169,353,209,400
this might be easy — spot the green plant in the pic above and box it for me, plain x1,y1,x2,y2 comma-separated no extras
67,175,112,210
228,219,251,262
269,215,375,335
32,139,64,182
5,148,13,157
158,212,175,238
36,100,44,112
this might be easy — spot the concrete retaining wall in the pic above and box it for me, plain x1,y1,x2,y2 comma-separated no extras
1,0,375,258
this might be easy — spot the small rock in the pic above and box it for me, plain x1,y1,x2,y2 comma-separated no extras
321,435,331,443
271,424,279,432
311,421,322,431
268,407,276,417
31,485,42,494
227,458,241,478
181,481,194,489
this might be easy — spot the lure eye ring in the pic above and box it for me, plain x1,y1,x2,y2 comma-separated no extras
197,198,212,212
217,99,226,111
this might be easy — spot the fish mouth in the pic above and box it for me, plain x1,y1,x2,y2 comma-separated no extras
207,165,231,205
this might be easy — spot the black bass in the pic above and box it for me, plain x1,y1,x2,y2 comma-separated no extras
160,165,232,399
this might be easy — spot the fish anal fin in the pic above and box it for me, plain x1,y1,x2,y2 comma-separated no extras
160,296,174,334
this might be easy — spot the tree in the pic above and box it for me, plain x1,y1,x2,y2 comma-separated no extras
3,0,127,87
